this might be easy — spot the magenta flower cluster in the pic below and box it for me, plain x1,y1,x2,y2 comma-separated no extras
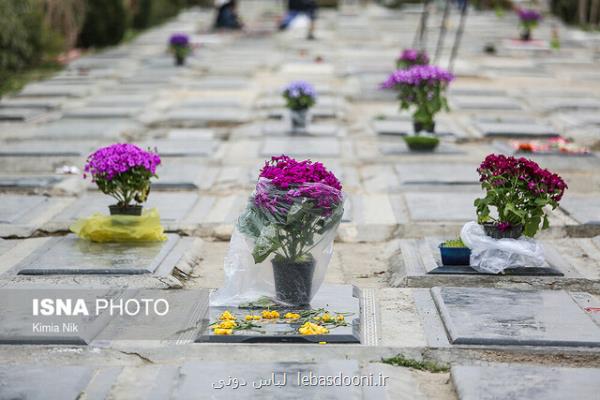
380,65,454,89
84,144,161,181
517,8,542,23
169,33,189,47
398,49,429,64
478,154,567,202
254,155,343,214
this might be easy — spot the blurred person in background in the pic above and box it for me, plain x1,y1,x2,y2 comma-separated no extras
279,0,318,40
214,0,243,30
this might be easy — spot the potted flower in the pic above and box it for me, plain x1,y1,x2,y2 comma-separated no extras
282,80,316,133
84,144,161,216
474,154,567,239
517,8,542,41
439,238,471,266
381,65,453,151
169,33,191,66
396,48,429,70
238,155,344,306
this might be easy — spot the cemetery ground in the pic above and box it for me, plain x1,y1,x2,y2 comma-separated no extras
1,2,600,399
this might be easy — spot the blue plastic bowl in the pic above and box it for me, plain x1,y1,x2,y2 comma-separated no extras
439,245,471,266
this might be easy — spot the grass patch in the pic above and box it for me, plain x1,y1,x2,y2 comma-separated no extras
381,355,449,373
0,61,63,98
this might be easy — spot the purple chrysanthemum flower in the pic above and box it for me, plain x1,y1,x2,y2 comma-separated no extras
398,49,430,65
84,144,161,182
517,8,542,23
169,33,190,47
282,81,316,99
380,65,454,90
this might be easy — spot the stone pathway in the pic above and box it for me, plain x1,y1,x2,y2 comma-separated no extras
1,1,600,398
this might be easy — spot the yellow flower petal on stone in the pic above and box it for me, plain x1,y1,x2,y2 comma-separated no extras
253,315,261,320
218,320,237,329
284,312,300,320
245,315,255,321
213,328,233,335
219,311,236,321
321,313,332,322
298,322,329,335
336,314,345,322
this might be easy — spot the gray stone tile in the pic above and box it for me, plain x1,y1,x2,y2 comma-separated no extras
169,360,366,399
0,175,65,190
261,123,342,137
404,192,477,222
63,106,142,119
395,164,478,186
536,97,600,113
0,194,72,237
372,119,455,136
18,83,92,98
0,108,49,122
451,96,524,111
261,138,340,157
0,140,95,157
13,234,180,275
379,140,463,155
433,287,600,346
23,119,142,140
164,128,215,140
86,94,154,107
0,195,52,224
163,108,250,126
0,97,63,110
152,161,218,190
560,194,600,225
185,77,249,90
139,139,218,157
475,121,559,138
0,365,95,398
452,364,600,400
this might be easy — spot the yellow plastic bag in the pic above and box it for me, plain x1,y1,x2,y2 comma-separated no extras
70,208,167,243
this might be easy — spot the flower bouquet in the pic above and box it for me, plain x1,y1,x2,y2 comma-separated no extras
396,48,429,70
381,65,453,151
169,33,191,66
84,143,161,216
517,8,542,41
217,156,344,306
282,81,317,132
474,154,567,239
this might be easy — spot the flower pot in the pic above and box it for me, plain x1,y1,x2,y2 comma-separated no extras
403,135,440,152
520,30,531,41
272,257,315,306
482,222,523,239
109,204,143,216
439,245,471,266
175,54,185,66
413,121,435,134
290,109,308,132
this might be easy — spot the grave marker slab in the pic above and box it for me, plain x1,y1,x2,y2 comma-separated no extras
165,129,215,140
451,96,524,111
163,108,249,126
0,175,64,190
452,364,600,400
0,365,95,398
170,360,368,399
475,121,559,138
379,141,463,155
152,162,217,190
261,123,341,137
372,119,454,136
0,140,94,157
560,195,600,225
0,108,48,122
63,106,141,119
537,97,600,113
18,83,91,98
404,192,477,222
261,138,340,157
139,139,217,157
13,234,180,275
394,164,478,186
197,285,360,343
24,119,141,140
432,287,600,346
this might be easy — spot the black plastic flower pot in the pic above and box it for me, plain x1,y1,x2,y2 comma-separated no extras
175,55,185,66
403,135,440,152
482,223,524,239
520,30,531,41
413,121,435,134
272,257,315,306
109,205,143,216
439,245,472,266
290,109,308,131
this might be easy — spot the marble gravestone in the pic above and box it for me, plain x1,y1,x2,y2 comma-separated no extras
452,364,600,400
560,194,600,225
394,164,478,187
12,234,182,275
0,366,97,398
432,287,600,347
197,285,361,344
261,138,340,157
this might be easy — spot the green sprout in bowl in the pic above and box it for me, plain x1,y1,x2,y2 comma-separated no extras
441,238,467,248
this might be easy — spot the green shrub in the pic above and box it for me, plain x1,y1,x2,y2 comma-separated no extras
403,135,440,151
0,0,63,73
78,0,128,48
133,0,187,30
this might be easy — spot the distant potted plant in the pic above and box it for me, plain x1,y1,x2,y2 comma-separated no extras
169,33,191,66
84,144,161,216
381,65,453,151
517,8,542,41
238,156,344,306
474,154,567,239
282,80,316,133
396,48,429,70
439,238,471,266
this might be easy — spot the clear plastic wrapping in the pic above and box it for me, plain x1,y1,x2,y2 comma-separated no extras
212,178,344,306
460,221,545,274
